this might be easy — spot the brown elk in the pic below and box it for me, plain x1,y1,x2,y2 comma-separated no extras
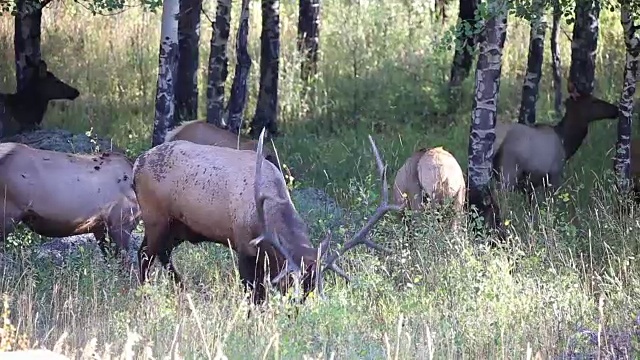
492,82,619,203
493,118,513,151
0,59,80,138
132,129,402,304
392,146,465,228
0,143,139,263
629,139,640,203
164,119,281,171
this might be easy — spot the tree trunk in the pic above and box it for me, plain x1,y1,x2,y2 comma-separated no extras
518,0,546,125
14,0,48,91
467,0,508,222
550,1,563,117
206,0,232,128
226,0,251,134
569,0,600,95
298,0,321,86
614,5,639,192
250,0,280,139
152,0,180,147
434,0,447,26
448,0,479,107
175,0,202,125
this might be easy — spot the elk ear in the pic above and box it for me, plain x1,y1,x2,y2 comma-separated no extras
37,60,48,78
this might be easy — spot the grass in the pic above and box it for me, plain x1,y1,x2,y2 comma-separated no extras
1,0,640,358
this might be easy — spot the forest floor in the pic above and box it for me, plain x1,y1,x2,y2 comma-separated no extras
1,1,640,358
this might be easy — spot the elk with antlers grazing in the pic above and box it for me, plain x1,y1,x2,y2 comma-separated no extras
492,82,619,204
164,119,281,171
392,146,466,229
0,59,79,138
0,143,139,264
132,129,402,304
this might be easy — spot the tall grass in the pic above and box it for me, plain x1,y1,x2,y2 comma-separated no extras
1,1,640,358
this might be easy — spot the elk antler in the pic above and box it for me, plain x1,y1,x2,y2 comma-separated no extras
250,128,302,285
321,135,404,282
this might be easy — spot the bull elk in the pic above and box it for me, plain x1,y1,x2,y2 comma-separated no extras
132,129,403,304
164,119,281,171
392,146,466,229
492,82,618,204
0,143,139,263
0,59,79,138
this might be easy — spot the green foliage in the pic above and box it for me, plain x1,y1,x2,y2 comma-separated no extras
1,0,162,16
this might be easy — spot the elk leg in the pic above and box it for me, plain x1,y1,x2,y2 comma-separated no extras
0,205,21,243
93,228,111,259
157,243,183,289
137,215,170,285
238,253,267,305
106,211,138,271
137,235,154,285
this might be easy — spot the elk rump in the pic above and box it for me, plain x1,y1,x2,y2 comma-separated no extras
0,143,139,264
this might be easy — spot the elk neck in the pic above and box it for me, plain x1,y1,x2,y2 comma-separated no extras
265,197,318,262
551,114,589,161
4,92,48,128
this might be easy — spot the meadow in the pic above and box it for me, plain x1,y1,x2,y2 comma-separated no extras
1,0,640,358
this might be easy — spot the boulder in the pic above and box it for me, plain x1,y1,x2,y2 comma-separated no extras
1,128,124,155
290,187,348,235
35,232,142,267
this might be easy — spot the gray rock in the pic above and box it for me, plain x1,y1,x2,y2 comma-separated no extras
291,187,349,235
35,232,142,267
1,128,124,155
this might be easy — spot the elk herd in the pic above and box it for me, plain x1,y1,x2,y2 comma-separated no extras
0,58,635,305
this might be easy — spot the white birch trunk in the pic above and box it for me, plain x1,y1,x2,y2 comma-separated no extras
152,0,180,147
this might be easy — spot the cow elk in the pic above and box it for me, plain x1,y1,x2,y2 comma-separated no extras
0,143,139,264
392,146,466,229
164,119,281,171
492,82,618,204
629,139,640,203
0,59,80,138
132,130,403,304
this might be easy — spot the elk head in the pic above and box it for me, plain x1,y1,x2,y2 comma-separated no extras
565,82,618,124
25,58,80,102
250,129,404,300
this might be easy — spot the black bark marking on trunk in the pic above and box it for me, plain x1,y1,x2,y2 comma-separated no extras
14,0,47,91
206,0,232,127
467,1,508,191
226,0,251,135
569,0,600,95
467,0,508,241
176,0,202,125
550,1,563,117
298,0,321,86
250,0,280,139
152,0,180,147
448,0,479,108
518,2,546,125
614,6,639,192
